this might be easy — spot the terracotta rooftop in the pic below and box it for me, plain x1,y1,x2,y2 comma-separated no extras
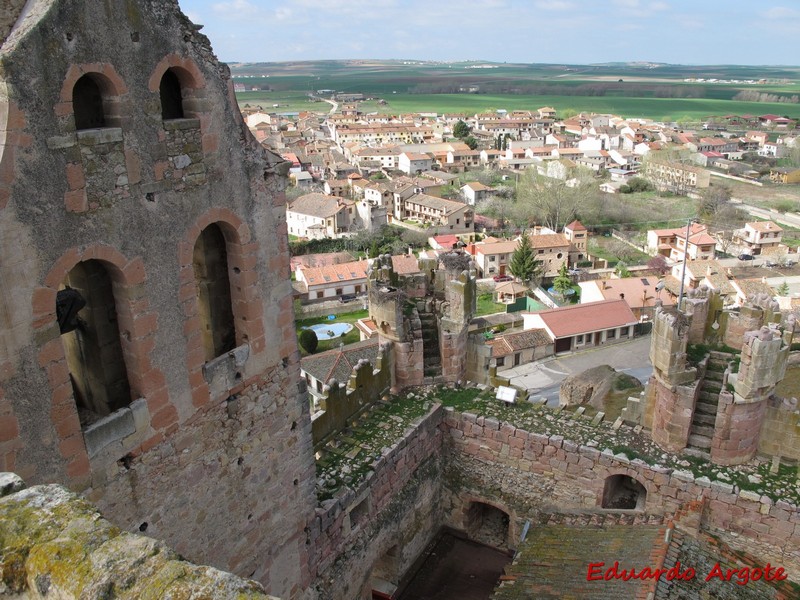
391,254,421,275
288,193,352,219
488,329,551,357
532,299,637,338
565,220,587,231
299,260,368,287
746,221,783,233
300,339,379,387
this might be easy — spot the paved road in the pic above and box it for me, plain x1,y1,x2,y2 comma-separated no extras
731,199,800,230
502,336,653,405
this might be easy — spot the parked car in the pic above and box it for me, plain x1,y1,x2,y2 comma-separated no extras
765,260,779,268
339,294,356,303
738,254,755,261
568,268,582,276
493,274,513,283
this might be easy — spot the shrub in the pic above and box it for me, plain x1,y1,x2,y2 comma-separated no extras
299,329,319,354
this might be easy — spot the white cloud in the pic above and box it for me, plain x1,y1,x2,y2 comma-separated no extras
534,0,575,10
764,6,800,19
275,7,292,20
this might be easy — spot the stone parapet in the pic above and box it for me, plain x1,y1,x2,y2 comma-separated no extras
0,477,278,599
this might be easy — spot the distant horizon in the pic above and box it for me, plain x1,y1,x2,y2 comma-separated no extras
177,0,800,68
224,59,800,69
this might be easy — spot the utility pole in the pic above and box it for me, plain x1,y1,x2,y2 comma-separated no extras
677,218,694,313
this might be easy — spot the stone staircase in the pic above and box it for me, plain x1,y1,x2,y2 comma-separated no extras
686,352,733,459
419,310,442,380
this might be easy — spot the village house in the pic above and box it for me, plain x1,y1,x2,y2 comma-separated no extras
470,231,571,278
287,193,356,239
522,299,638,354
461,181,495,205
769,167,800,184
295,260,369,302
487,329,554,371
644,160,711,191
398,193,474,233
735,221,784,255
398,151,434,175
647,223,715,261
578,277,674,321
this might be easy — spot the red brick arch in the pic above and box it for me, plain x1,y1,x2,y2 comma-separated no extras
32,244,170,483
178,209,265,408
58,63,129,103
148,54,206,92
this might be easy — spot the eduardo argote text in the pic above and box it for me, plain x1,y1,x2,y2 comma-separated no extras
587,561,788,586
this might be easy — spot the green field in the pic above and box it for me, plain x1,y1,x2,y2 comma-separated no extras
232,60,800,121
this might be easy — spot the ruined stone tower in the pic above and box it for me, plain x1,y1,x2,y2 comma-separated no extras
0,2,316,596
643,291,792,466
367,251,476,390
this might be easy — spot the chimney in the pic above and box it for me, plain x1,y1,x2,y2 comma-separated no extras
619,293,625,300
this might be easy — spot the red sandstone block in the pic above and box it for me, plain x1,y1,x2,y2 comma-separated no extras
59,434,85,459
202,133,219,154
124,258,146,286
66,454,90,479
37,339,64,368
151,405,178,431
133,311,158,336
124,150,141,185
65,162,85,191
139,432,164,454
0,416,19,443
31,287,56,319
54,415,80,439
64,189,87,213
46,360,70,387
146,388,170,414
6,103,26,129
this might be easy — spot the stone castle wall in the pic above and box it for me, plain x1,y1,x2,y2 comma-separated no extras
311,405,444,599
0,2,316,597
442,409,800,578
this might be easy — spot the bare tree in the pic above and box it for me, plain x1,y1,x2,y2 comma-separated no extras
513,169,594,232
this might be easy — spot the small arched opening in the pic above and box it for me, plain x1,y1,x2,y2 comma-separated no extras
602,475,647,510
465,501,510,549
370,544,400,599
57,260,132,426
193,223,236,361
72,74,108,130
159,68,185,120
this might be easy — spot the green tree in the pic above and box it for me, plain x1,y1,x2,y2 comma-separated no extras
464,136,478,150
615,261,631,278
299,329,318,354
552,264,573,296
777,281,790,296
453,120,471,139
508,233,540,283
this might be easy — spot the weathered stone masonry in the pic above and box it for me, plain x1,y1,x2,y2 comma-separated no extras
0,2,316,597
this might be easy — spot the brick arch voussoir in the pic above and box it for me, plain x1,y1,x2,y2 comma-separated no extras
148,54,206,92
60,63,129,103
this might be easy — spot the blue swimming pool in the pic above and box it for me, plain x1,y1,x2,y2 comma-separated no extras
305,322,354,340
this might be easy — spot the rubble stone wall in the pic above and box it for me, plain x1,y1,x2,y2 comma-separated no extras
312,405,444,600
442,409,800,579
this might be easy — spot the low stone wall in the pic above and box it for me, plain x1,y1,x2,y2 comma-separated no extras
442,409,800,579
311,344,393,447
311,404,445,599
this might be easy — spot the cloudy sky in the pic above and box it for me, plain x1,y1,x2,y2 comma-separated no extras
177,0,800,65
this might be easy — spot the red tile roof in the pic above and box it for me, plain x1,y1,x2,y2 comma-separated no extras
534,299,637,338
